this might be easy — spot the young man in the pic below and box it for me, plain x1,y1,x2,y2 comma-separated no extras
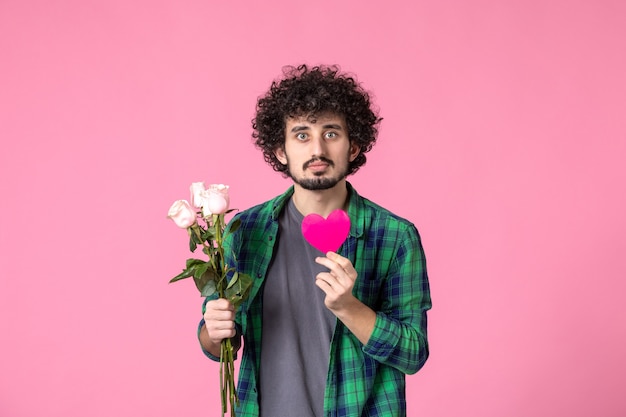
198,65,431,417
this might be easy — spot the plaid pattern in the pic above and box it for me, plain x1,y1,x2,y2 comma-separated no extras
199,183,431,417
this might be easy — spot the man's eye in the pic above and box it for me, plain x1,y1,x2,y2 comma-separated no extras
296,133,307,140
325,132,337,139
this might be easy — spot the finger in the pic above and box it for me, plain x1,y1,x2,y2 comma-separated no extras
317,271,350,296
320,252,356,274
325,252,356,274
204,309,235,323
315,275,334,295
204,314,236,339
206,326,236,342
316,257,352,287
315,256,343,275
316,270,334,285
208,298,234,311
204,301,235,321
207,317,236,331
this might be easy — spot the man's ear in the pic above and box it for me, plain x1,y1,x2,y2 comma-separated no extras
274,146,287,165
349,142,360,162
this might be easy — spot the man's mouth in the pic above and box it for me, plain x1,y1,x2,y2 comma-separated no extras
304,158,333,171
308,162,328,169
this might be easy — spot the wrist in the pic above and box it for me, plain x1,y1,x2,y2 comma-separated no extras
332,298,376,345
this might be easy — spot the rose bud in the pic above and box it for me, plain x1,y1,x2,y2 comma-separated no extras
167,200,197,228
190,182,207,208
201,184,230,216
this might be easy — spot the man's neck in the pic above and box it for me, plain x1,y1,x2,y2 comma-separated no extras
291,180,350,218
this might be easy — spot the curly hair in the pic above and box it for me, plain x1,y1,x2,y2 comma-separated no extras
252,64,381,176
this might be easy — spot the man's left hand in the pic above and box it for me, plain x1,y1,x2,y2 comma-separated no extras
315,252,376,344
314,252,359,312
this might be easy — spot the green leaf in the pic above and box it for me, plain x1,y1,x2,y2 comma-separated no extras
226,271,239,290
202,227,215,242
202,226,216,242
225,272,253,308
188,235,198,252
169,269,193,283
200,280,217,297
193,262,210,279
227,218,241,235
185,258,206,268
169,258,206,284
193,266,219,294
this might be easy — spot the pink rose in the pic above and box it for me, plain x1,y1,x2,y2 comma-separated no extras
201,184,230,216
167,200,197,228
189,182,206,208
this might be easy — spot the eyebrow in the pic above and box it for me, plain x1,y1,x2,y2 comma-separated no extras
289,123,344,133
290,125,310,133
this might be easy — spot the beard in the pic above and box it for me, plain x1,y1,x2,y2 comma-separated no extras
294,176,344,190
286,156,349,191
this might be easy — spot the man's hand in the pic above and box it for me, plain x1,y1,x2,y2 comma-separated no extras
200,298,237,356
314,251,359,311
315,252,376,345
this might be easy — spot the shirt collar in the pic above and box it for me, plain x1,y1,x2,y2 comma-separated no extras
345,182,364,238
270,182,364,239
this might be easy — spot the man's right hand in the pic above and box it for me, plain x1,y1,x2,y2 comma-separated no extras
200,298,237,356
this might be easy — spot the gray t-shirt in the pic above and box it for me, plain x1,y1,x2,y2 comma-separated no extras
259,198,336,417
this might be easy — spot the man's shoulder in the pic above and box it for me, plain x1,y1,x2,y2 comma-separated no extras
230,201,273,231
236,198,274,217
353,193,425,252
231,187,293,224
353,189,416,230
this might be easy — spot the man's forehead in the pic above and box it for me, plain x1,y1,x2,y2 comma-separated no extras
286,111,346,125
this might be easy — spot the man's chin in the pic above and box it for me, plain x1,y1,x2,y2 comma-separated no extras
294,176,341,191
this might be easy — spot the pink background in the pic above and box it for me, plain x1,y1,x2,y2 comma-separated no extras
1,1,625,416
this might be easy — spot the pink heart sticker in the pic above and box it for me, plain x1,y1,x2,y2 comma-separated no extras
301,209,351,253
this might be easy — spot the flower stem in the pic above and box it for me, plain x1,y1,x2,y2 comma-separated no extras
220,338,238,417
213,214,238,416
191,225,219,274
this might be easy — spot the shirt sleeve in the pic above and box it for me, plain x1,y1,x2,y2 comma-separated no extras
361,223,431,375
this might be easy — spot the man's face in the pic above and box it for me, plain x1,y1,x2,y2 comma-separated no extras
274,112,360,191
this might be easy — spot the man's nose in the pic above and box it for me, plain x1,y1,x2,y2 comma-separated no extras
310,134,326,156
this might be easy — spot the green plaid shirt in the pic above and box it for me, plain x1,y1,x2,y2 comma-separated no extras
199,183,431,417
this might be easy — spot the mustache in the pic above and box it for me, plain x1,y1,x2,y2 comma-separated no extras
303,157,334,170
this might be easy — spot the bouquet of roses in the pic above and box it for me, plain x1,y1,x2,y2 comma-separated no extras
167,182,252,417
